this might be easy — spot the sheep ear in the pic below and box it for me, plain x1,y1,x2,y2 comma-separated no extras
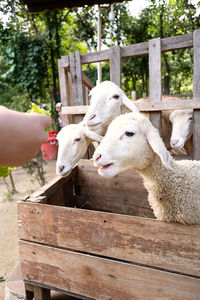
146,128,172,169
84,129,103,142
121,94,139,113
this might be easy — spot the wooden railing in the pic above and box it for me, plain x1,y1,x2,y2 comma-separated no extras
58,29,200,159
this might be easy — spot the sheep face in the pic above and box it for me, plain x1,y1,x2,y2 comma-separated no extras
56,123,103,177
93,113,171,177
169,109,193,149
84,81,138,135
56,124,89,176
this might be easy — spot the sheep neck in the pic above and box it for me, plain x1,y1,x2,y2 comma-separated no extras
138,153,171,181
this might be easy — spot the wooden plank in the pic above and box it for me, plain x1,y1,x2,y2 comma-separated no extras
74,190,153,218
161,33,193,52
33,286,50,300
134,99,200,111
76,159,146,191
121,41,149,58
61,55,69,68
193,29,200,160
18,202,200,277
149,38,162,130
69,52,84,124
61,100,200,116
82,72,94,90
58,59,70,126
22,168,76,203
75,159,150,217
25,281,92,300
61,105,88,115
62,34,193,67
110,45,121,87
20,241,200,299
62,49,111,67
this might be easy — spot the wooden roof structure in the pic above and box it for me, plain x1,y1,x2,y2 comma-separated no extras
23,0,128,13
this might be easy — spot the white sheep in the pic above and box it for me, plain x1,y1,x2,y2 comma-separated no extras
56,122,102,176
169,109,193,154
56,81,139,176
84,80,139,135
93,112,200,224
136,96,193,154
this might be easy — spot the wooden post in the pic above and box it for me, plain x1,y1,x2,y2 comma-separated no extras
131,91,137,101
33,286,50,300
110,45,121,87
193,29,200,160
97,5,102,83
58,59,70,126
149,38,162,131
69,52,84,124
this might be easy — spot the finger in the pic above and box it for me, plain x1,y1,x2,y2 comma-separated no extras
39,114,53,128
30,113,52,128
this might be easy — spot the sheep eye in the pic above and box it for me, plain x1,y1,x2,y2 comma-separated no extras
189,117,193,121
113,95,120,100
74,138,81,143
125,131,135,137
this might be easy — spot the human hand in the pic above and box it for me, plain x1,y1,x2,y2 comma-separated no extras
0,106,52,167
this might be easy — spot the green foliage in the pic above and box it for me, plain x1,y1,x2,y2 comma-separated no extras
0,167,10,178
0,24,49,101
23,150,47,186
0,0,199,107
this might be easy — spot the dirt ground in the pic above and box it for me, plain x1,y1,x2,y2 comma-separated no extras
0,159,57,300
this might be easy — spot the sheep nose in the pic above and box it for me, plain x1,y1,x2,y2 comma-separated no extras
171,139,179,147
94,153,101,161
88,114,96,120
58,165,65,172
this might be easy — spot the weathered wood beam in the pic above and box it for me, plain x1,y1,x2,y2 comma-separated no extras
61,100,200,115
149,38,162,130
193,29,200,160
61,34,193,67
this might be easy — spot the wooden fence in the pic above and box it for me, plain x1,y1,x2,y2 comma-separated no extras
58,29,200,159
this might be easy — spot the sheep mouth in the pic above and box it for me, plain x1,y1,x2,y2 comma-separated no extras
99,163,113,170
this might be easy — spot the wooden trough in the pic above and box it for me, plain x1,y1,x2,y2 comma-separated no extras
18,30,200,299
18,160,200,299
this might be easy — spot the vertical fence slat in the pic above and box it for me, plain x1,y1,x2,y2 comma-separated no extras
193,29,200,160
149,38,162,131
110,46,121,87
69,52,84,124
58,59,70,126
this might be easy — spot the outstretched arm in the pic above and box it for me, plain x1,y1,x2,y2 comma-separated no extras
0,106,52,167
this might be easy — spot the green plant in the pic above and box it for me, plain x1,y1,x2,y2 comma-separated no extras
23,150,47,186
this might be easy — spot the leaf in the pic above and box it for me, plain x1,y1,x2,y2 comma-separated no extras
0,167,10,178
0,277,5,282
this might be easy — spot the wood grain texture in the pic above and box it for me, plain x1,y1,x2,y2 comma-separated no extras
149,37,162,131
61,100,200,116
18,202,200,277
193,29,200,100
58,59,70,126
69,52,84,124
75,159,151,217
23,168,76,204
61,34,193,66
193,29,200,160
110,45,121,87
19,241,200,300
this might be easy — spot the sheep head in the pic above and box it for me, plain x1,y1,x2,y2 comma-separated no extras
93,113,171,177
84,81,138,135
169,109,193,149
56,123,102,177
